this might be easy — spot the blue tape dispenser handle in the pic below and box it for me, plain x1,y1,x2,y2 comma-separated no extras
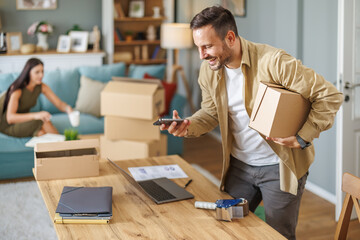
215,198,244,208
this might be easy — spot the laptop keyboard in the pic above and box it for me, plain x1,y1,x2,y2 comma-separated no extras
138,180,176,202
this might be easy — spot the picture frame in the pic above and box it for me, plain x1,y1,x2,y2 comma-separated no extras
16,0,57,10
56,35,71,53
128,0,145,18
6,32,23,53
222,0,246,17
69,31,89,52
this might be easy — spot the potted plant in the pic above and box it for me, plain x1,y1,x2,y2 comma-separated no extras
64,129,79,141
125,31,134,42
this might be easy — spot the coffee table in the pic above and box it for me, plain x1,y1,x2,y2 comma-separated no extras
35,155,285,239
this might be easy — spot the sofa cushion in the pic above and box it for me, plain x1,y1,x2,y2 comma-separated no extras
0,132,31,153
78,62,126,83
0,72,41,112
0,73,18,93
39,69,80,114
51,113,104,135
128,64,166,80
75,75,106,117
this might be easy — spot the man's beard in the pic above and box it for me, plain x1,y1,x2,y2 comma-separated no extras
206,42,233,71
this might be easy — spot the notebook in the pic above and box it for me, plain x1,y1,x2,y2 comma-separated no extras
107,158,194,204
55,186,113,221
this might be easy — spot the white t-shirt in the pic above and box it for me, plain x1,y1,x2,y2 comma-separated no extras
225,66,279,166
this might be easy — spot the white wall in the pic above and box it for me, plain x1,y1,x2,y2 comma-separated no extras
177,0,339,198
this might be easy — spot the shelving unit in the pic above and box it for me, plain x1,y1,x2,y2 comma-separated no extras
102,0,167,65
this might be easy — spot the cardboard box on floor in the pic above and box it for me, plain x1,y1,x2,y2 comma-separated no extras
34,139,99,180
101,77,165,120
100,134,167,160
104,116,160,141
249,82,311,138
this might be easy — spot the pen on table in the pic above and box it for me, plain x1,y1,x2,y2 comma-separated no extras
184,179,193,188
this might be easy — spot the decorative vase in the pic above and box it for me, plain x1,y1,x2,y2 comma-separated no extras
36,33,49,51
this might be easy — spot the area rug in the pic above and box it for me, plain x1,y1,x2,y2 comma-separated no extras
0,165,223,239
0,181,57,240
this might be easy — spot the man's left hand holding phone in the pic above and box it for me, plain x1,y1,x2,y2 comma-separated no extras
154,110,191,137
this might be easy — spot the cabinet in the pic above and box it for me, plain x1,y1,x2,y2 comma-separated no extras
102,0,167,65
0,50,105,73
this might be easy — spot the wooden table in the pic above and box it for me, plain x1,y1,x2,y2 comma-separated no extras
35,155,285,239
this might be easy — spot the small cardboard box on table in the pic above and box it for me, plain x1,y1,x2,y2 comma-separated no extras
101,77,165,120
104,115,160,141
34,139,99,180
100,134,167,160
249,82,311,138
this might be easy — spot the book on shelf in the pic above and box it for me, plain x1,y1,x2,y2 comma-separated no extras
151,45,160,59
114,29,120,42
115,28,124,41
114,3,125,18
156,48,167,59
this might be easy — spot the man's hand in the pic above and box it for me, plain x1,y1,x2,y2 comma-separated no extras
266,136,301,149
160,110,191,137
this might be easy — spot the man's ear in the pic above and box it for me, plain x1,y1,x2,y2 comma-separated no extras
225,31,236,47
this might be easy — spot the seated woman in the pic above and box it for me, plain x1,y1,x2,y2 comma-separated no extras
0,58,73,137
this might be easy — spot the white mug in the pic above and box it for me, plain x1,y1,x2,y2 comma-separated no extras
68,110,80,127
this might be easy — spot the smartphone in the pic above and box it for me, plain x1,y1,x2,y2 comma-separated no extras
153,118,184,126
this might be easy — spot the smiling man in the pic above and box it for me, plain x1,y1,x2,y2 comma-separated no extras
160,6,343,239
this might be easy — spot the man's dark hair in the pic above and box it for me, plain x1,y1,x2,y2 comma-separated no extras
190,5,239,40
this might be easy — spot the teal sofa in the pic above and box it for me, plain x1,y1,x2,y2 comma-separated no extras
0,63,185,180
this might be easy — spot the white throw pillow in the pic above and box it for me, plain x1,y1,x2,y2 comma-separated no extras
75,75,106,117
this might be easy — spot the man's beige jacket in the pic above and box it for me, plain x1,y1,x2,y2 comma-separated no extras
187,37,343,195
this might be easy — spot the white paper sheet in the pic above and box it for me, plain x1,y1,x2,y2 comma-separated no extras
25,133,65,148
128,164,188,181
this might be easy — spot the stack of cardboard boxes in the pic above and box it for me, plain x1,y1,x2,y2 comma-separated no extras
100,77,167,160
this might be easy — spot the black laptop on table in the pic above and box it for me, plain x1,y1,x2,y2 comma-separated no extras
107,158,194,204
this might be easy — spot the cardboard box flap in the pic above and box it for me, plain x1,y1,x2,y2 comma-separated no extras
35,139,99,152
260,81,286,90
260,81,300,95
103,81,159,96
251,83,268,122
36,148,97,159
112,76,163,88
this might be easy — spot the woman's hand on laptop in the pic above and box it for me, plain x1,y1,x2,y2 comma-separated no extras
160,110,190,137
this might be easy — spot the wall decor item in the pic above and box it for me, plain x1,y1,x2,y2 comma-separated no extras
222,0,246,17
27,21,53,51
128,0,145,18
56,35,71,53
16,0,57,10
69,31,89,52
0,32,6,53
6,32,23,53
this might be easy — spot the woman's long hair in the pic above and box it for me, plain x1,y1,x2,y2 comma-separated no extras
2,58,44,113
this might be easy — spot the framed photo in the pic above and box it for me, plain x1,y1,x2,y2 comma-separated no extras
6,32,23,53
129,0,145,18
16,0,57,10
69,31,89,52
56,35,71,53
222,0,246,17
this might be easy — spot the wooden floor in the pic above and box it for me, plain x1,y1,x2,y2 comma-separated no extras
182,134,360,240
